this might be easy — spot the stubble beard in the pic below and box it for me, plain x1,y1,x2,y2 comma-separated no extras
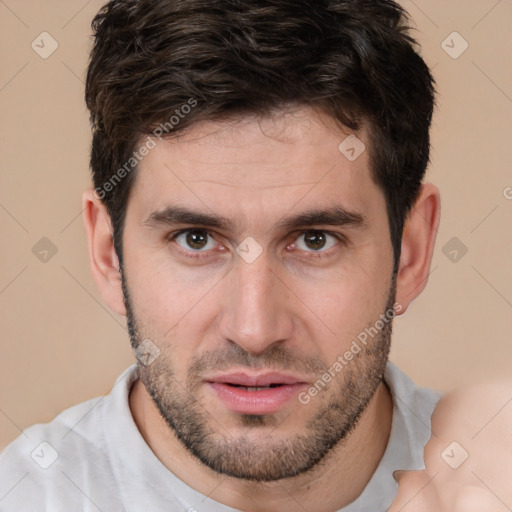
122,269,395,482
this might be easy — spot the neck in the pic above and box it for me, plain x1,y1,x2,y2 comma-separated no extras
130,378,392,511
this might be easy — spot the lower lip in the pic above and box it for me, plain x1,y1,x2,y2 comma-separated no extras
207,382,308,414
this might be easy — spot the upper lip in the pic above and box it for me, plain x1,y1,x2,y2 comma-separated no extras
206,371,308,387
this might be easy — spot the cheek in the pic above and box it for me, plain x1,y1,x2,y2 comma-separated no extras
280,272,393,370
124,257,219,368
316,264,393,336
126,239,218,313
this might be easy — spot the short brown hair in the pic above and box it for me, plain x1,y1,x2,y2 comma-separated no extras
86,0,436,271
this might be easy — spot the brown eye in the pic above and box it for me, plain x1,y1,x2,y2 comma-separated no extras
175,230,215,251
294,230,338,253
303,231,327,250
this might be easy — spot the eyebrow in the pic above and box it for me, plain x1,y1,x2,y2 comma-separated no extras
144,205,366,232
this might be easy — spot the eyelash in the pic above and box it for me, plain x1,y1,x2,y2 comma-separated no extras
167,229,346,261
167,230,221,261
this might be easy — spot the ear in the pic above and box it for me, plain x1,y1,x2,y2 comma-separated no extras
82,188,126,316
395,182,440,315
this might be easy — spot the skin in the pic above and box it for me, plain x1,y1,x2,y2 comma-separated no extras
389,382,512,512
83,107,440,511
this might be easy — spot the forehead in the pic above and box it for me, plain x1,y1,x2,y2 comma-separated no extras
128,107,384,224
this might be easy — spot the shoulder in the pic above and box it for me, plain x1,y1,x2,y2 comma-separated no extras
0,366,137,511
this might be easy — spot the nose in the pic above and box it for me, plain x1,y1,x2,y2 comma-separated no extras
217,251,294,355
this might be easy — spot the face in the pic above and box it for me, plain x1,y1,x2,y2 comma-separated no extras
120,107,396,481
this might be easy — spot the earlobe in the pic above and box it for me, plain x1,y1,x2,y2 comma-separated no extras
395,182,441,315
82,188,126,316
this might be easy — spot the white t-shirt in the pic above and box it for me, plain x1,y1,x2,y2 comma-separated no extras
0,362,440,511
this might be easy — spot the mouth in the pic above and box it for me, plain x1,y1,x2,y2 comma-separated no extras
222,383,286,391
205,371,309,415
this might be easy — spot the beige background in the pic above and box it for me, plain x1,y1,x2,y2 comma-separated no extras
1,0,511,450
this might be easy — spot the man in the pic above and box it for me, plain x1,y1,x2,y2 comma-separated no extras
0,0,441,510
